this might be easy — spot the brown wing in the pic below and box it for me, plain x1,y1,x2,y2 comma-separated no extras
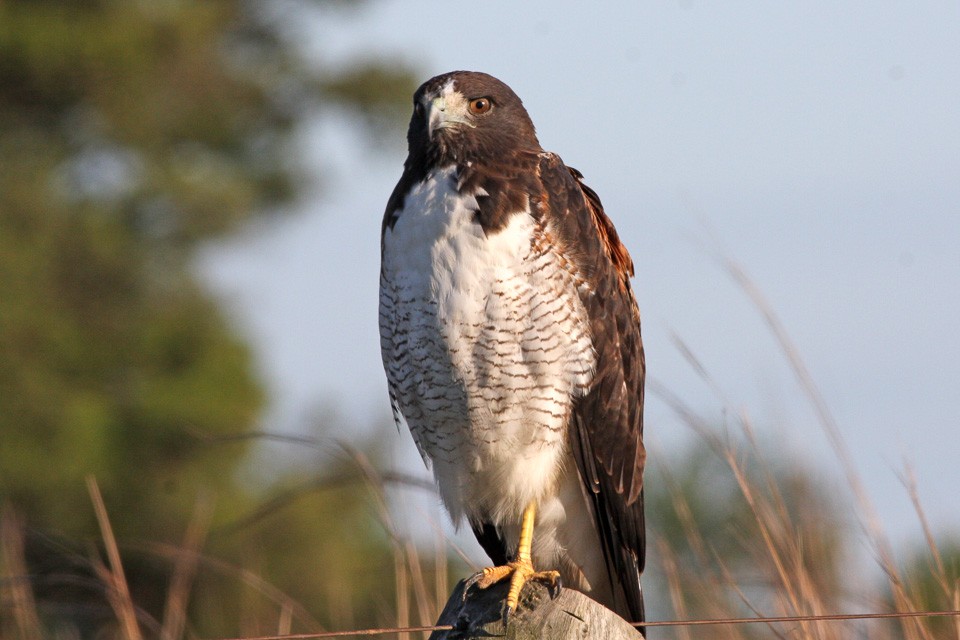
534,153,646,623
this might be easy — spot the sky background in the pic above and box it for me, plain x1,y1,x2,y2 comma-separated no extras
200,0,960,563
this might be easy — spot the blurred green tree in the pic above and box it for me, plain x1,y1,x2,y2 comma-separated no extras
0,0,416,635
0,0,413,536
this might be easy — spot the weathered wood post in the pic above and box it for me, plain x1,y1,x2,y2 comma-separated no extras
430,579,644,639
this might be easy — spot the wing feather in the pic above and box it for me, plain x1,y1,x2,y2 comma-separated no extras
535,153,646,623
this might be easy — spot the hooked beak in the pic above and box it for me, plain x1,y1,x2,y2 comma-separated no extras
426,95,475,139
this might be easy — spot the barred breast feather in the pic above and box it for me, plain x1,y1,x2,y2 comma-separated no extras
379,164,595,527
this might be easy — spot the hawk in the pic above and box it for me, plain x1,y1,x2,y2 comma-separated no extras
379,71,646,624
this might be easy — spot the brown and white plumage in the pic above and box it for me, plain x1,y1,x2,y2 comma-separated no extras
379,71,645,623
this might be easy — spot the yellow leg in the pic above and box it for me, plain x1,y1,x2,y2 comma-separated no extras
505,500,538,610
465,501,562,617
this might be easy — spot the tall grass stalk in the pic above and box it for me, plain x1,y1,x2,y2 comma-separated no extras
1,262,955,639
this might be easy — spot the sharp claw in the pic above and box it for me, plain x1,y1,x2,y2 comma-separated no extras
463,560,560,622
462,572,481,602
550,575,563,599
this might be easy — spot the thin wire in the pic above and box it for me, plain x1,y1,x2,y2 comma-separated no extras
215,625,452,640
212,609,960,639
641,609,960,628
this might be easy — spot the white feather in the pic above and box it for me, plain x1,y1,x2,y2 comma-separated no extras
379,164,598,577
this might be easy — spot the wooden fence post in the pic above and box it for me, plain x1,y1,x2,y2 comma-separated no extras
430,579,644,639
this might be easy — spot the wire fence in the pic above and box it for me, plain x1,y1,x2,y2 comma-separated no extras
213,609,960,640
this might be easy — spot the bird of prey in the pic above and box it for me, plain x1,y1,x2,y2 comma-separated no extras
379,71,645,623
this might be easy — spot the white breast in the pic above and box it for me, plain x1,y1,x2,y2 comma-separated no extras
379,165,595,528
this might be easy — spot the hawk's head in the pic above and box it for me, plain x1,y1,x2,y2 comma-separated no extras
405,71,542,171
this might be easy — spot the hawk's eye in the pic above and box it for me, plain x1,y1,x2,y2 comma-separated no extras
414,102,424,117
469,97,492,115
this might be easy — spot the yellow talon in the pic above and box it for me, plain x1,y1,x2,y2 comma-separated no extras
464,502,562,616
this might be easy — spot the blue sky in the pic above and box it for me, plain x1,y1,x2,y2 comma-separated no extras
200,0,960,555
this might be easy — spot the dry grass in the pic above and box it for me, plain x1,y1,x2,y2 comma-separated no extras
1,434,956,639
1,261,957,639
1,507,43,640
638,256,960,640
